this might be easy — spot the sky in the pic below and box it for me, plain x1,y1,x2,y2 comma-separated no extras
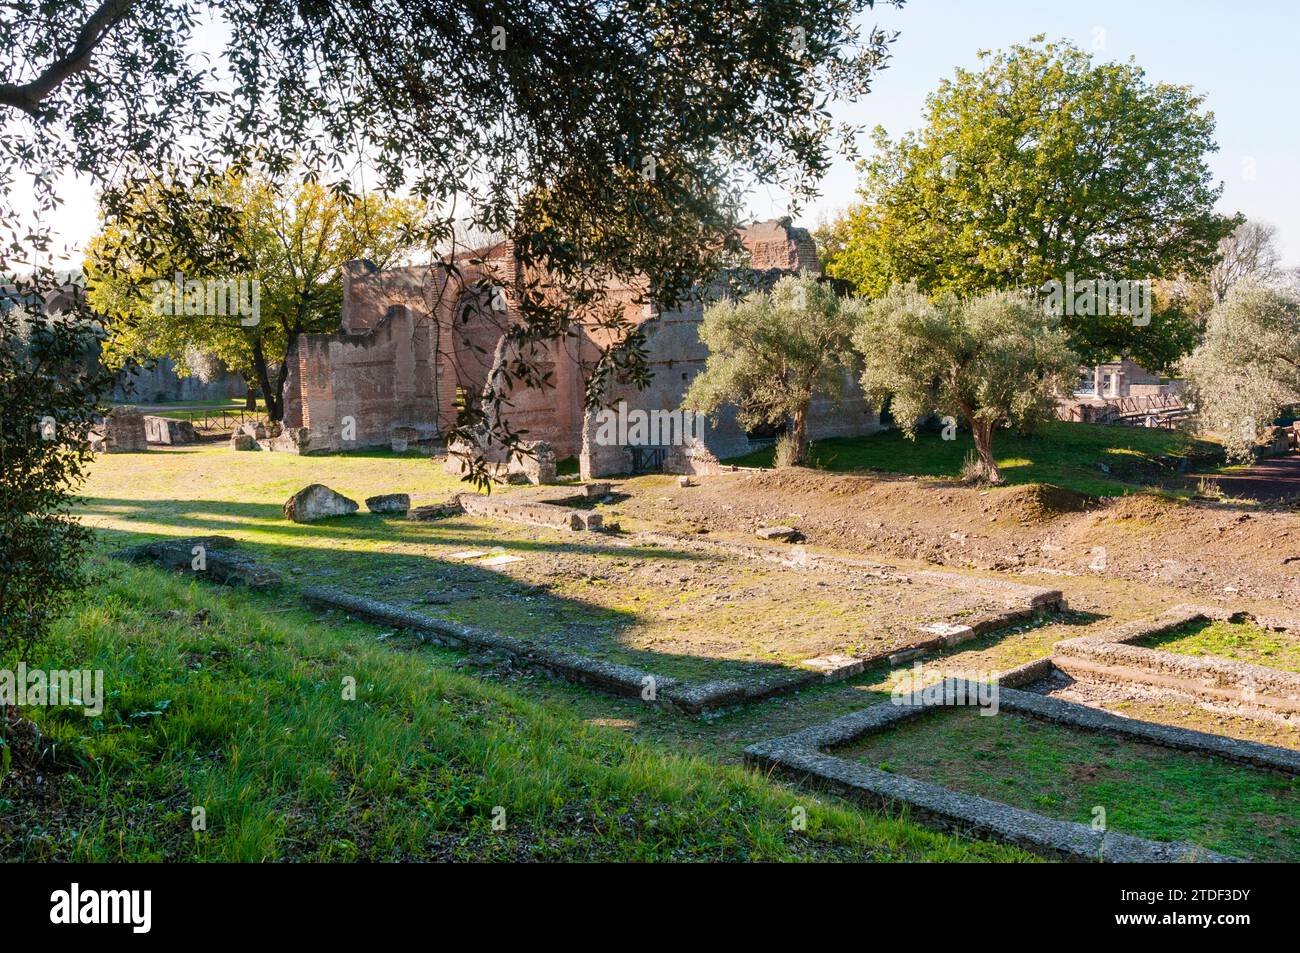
32,0,1300,268
751,0,1300,266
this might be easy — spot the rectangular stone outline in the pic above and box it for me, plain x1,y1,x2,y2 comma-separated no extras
745,676,1300,862
341,500,1067,709
1053,604,1300,719
301,586,818,713
300,586,1054,714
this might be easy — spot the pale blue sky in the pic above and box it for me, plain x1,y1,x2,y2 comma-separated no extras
753,0,1300,265
34,0,1300,268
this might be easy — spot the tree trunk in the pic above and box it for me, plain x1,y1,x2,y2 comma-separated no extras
250,337,282,422
790,404,810,466
243,377,258,411
971,418,1003,483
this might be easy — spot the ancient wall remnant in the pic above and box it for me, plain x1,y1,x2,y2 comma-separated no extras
283,219,880,471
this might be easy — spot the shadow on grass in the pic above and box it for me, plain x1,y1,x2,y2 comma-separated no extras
84,514,788,685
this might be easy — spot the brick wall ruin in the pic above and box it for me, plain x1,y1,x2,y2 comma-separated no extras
282,219,882,471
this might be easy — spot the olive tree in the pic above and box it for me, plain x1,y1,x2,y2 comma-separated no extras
683,275,864,466
854,284,1078,483
1182,281,1300,461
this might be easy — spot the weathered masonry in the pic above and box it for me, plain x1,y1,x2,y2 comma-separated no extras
282,219,882,476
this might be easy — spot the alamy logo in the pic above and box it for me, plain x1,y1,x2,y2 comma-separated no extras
151,271,260,326
592,401,704,447
1040,272,1150,326
891,665,1000,715
0,664,104,716
50,883,151,933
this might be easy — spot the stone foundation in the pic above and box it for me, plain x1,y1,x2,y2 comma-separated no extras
744,680,1297,862
1052,605,1300,722
113,536,282,590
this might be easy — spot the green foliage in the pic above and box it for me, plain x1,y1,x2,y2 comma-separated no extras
724,421,1217,497
828,36,1238,367
4,0,904,479
1182,281,1300,461
853,284,1078,482
86,170,424,419
683,275,865,464
0,300,111,664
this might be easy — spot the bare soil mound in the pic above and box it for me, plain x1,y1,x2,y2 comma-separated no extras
612,467,1300,603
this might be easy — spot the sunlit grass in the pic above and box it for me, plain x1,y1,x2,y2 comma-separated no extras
1,561,1029,862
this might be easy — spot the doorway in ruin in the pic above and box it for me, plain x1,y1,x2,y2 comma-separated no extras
630,445,667,474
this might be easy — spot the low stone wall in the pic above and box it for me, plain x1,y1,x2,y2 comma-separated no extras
745,680,1298,862
1053,605,1300,721
113,536,282,590
455,493,602,531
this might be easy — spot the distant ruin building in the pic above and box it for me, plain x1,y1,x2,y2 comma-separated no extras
282,218,882,477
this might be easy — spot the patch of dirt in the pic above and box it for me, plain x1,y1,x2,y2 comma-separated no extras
605,469,1300,605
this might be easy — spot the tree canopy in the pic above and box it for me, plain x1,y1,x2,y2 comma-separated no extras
1182,281,1300,461
683,274,864,465
825,36,1237,368
853,283,1078,483
85,171,424,419
4,0,903,475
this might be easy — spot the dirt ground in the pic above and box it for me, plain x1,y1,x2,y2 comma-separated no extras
595,469,1300,606
320,514,1011,683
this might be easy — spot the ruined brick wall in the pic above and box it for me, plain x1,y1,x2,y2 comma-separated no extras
807,365,883,441
738,219,821,273
290,224,870,463
284,303,450,451
580,280,752,479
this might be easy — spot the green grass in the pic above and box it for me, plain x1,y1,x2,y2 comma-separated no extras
1144,619,1300,673
837,708,1300,861
72,446,1006,685
725,421,1222,497
0,561,1027,862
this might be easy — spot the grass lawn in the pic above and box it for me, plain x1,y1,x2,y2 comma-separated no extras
69,446,1008,686
0,561,1026,862
1144,619,1300,674
725,421,1222,497
0,443,1038,860
836,708,1300,861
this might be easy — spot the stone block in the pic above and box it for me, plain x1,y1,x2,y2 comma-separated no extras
569,511,603,531
143,415,197,445
800,654,865,682
283,484,359,522
509,440,558,485
408,500,464,521
391,426,420,453
366,493,410,514
230,433,259,451
917,621,977,647
100,408,148,452
756,525,800,542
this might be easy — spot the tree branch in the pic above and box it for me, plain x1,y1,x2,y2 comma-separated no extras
0,0,137,115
